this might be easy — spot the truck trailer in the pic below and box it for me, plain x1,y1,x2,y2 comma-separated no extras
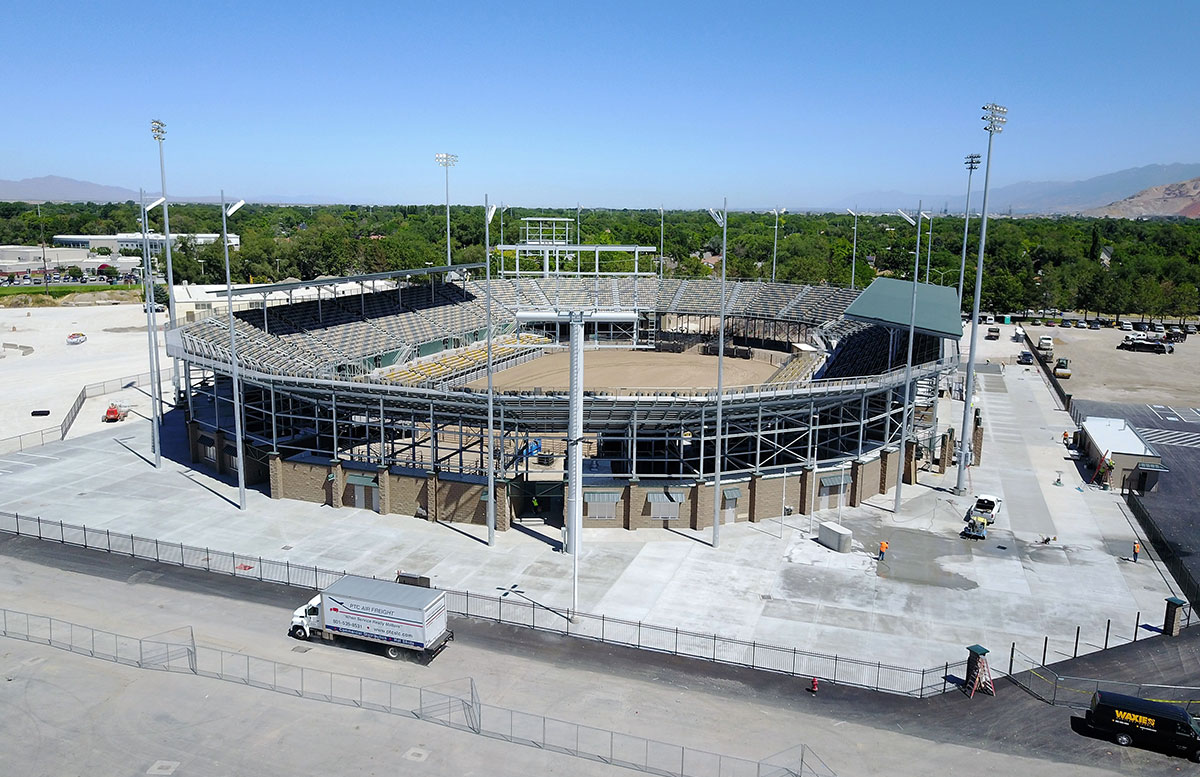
290,575,453,662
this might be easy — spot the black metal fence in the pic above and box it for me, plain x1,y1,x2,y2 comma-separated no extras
0,509,965,698
1008,647,1200,711
1127,492,1200,607
1021,330,1071,410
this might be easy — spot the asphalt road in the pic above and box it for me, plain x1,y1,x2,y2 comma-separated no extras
1,533,1196,777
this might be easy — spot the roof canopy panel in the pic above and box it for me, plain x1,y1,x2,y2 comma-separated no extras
842,277,962,340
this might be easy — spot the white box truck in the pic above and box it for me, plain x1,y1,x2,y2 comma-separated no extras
290,575,453,662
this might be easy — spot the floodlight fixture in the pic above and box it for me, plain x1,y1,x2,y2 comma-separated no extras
707,208,725,228
150,119,166,141
982,104,1007,133
146,196,166,212
965,153,981,171
434,152,458,167
226,199,246,217
897,209,916,227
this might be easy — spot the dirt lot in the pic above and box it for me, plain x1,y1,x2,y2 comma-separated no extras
1024,324,1200,405
467,349,778,392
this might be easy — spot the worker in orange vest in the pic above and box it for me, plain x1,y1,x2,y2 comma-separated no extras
878,540,889,561
1133,541,1140,563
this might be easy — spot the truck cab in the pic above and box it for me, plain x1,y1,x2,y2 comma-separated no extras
290,594,322,639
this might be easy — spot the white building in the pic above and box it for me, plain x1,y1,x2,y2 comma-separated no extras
53,233,239,255
0,245,141,276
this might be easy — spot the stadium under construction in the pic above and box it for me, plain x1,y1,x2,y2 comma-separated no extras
166,218,964,538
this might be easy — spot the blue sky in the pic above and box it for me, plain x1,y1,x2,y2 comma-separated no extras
2,0,1196,208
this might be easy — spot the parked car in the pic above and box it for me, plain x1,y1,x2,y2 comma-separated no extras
1133,322,1149,332
1089,321,1101,330
1017,351,1034,365
1186,324,1198,335
1120,338,1173,354
1152,322,1166,333
1119,321,1133,331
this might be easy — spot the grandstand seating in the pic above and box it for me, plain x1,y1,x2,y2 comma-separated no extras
185,276,865,381
378,332,552,386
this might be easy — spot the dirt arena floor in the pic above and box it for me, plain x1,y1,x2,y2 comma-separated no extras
1023,323,1200,405
467,349,779,392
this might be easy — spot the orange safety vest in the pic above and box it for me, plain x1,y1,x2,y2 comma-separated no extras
1134,542,1140,553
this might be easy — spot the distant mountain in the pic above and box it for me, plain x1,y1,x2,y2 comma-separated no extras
1086,177,1200,219
0,175,141,203
842,163,1200,215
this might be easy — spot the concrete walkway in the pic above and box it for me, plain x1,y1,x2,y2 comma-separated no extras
0,356,1174,674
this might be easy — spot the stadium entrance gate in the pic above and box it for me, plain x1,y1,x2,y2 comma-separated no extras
511,479,564,527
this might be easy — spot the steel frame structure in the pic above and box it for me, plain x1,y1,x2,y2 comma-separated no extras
170,320,952,487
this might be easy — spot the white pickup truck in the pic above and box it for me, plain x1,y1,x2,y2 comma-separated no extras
967,494,1003,525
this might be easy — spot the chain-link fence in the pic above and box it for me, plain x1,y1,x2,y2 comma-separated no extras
0,509,963,699
2,605,834,777
0,606,196,673
1009,647,1200,712
0,367,174,454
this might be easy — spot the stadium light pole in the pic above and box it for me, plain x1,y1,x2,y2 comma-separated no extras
140,190,163,469
955,105,1007,496
894,204,922,515
499,203,509,257
659,205,665,278
435,153,457,266
707,199,728,549
151,119,181,401
770,208,786,282
484,195,498,546
958,154,981,312
847,209,859,289
36,204,48,294
222,191,248,509
924,212,934,283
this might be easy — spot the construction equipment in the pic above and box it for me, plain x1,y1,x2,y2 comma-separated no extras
102,403,129,422
1054,357,1072,379
961,514,988,540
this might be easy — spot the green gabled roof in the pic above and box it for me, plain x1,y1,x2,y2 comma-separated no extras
842,277,962,340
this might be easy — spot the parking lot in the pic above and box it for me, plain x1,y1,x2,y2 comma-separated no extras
1023,323,1200,406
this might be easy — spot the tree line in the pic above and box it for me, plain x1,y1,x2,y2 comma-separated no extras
1,201,1198,318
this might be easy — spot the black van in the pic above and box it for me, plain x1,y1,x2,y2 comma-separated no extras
1087,691,1200,760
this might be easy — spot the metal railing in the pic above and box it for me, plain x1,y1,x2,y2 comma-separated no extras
1008,647,1200,711
1,606,833,777
0,367,174,454
0,509,962,699
1127,491,1200,607
0,607,196,673
0,425,62,454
